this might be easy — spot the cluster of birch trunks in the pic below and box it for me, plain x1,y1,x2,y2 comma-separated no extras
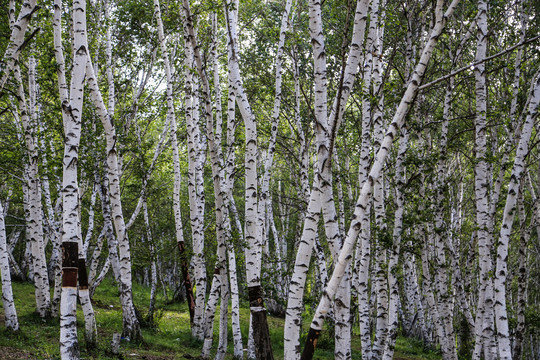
1,0,540,359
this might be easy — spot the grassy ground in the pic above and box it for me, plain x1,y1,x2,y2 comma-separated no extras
0,278,441,359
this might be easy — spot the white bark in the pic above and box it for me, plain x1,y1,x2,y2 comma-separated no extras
371,7,389,356
78,186,97,347
0,201,19,331
494,73,540,360
224,0,260,290
381,126,408,360
472,2,497,358
223,2,274,357
354,0,380,352
99,175,122,284
182,18,207,338
223,26,244,357
513,185,528,360
216,269,229,360
305,0,460,350
59,0,88,356
327,0,370,132
86,55,141,342
15,59,50,318
182,8,239,359
153,0,194,327
0,0,37,91
257,0,292,288
284,188,321,360
88,227,105,289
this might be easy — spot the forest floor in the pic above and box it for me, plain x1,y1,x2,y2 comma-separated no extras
0,278,441,359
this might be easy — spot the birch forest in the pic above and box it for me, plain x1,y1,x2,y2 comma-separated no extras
1,0,540,359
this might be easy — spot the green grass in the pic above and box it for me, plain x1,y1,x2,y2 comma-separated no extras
0,278,441,359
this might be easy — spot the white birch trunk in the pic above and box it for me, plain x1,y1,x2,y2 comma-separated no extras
153,0,196,325
223,36,244,359
371,9,389,355
493,73,540,360
327,0,369,132
216,269,229,360
201,266,222,359
513,186,528,360
86,57,141,342
0,201,19,331
354,0,380,352
303,1,460,356
59,0,88,356
0,0,37,91
223,1,274,357
182,8,240,359
88,227,105,290
99,176,122,284
472,2,496,358
381,126,408,360
257,0,292,283
183,21,207,339
78,189,97,348
14,58,51,318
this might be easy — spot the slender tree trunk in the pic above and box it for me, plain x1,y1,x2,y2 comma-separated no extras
472,2,497,358
301,2,460,357
0,201,19,331
381,126,409,360
494,72,540,360
513,185,529,360
223,1,274,357
59,0,87,356
14,56,51,318
0,0,37,91
224,44,244,360
86,55,142,343
183,21,207,339
153,0,196,325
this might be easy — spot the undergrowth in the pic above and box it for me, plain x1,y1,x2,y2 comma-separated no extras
0,277,441,359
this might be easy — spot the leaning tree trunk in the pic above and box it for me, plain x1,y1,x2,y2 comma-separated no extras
86,55,141,343
300,1,460,357
493,72,540,360
0,0,37,91
514,184,529,360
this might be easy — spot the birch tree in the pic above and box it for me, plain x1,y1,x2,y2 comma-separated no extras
0,200,19,331
58,0,87,356
153,0,196,325
301,1,460,357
